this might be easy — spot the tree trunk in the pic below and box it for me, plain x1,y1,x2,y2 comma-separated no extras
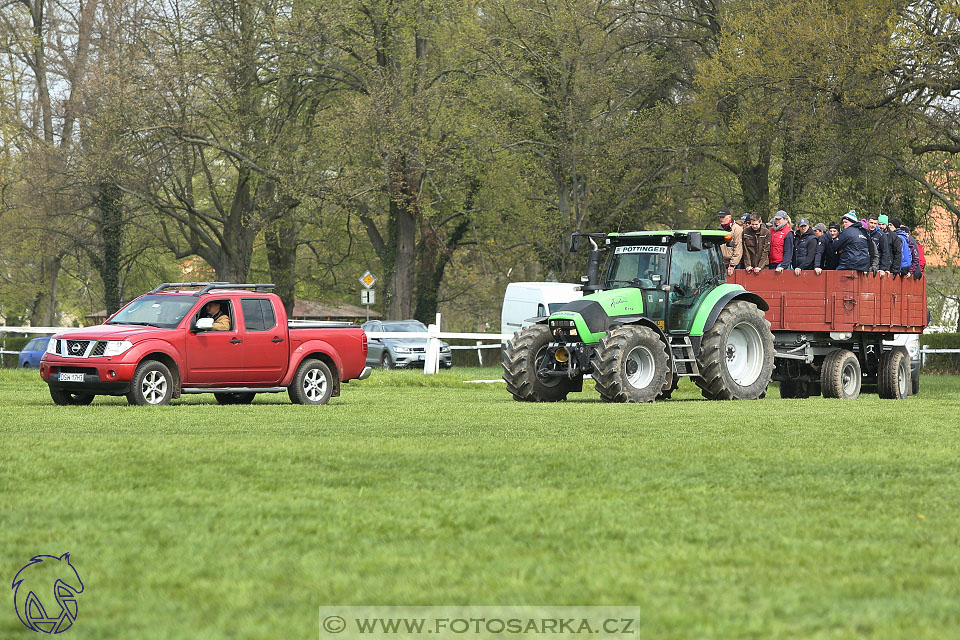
30,255,61,326
265,216,297,315
413,217,470,322
96,182,124,315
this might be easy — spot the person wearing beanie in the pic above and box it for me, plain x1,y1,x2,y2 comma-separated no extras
832,210,874,272
718,208,744,275
769,210,793,271
820,222,841,270
812,223,828,274
884,217,903,277
878,214,889,226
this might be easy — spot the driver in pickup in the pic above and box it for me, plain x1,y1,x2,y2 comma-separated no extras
202,301,231,331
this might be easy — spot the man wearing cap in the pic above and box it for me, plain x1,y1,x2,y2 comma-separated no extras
742,213,770,273
718,208,743,276
769,210,793,272
792,217,819,274
832,210,873,272
866,214,891,276
812,223,828,274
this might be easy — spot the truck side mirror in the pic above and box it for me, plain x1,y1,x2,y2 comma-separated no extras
194,317,214,332
569,234,580,253
687,232,703,251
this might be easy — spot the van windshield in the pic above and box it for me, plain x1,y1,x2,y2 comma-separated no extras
606,245,668,289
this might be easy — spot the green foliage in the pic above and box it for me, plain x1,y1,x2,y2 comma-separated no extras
919,332,960,373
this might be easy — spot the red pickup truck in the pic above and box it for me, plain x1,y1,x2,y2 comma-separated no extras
40,282,371,406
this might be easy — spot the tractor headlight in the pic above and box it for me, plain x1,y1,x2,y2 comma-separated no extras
103,340,133,357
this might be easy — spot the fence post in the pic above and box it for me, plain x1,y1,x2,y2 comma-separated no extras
476,340,483,366
424,313,442,375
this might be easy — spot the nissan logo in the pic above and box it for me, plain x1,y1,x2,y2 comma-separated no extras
71,343,83,354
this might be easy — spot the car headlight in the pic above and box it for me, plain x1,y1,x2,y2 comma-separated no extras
440,344,450,352
393,346,411,354
46,339,58,354
103,340,133,356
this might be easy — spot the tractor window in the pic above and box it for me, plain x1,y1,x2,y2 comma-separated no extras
606,245,667,289
667,241,716,332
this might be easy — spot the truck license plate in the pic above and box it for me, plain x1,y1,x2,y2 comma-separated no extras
59,372,84,382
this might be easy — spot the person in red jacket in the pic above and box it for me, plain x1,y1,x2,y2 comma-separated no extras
768,210,794,271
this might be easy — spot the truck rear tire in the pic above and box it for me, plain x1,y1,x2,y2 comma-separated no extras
288,358,334,405
214,392,256,405
821,349,861,399
502,324,572,402
126,360,174,406
591,325,669,403
695,301,774,400
50,388,95,406
878,348,910,400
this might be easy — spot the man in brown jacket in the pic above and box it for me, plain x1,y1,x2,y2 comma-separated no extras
718,208,743,276
742,213,770,273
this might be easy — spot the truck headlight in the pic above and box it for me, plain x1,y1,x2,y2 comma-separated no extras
46,339,58,354
103,340,133,356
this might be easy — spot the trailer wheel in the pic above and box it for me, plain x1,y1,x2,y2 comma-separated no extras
878,348,910,400
502,325,571,402
821,349,861,399
591,325,669,403
695,301,774,400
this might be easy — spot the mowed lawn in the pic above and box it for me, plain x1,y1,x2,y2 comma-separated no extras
2,367,960,639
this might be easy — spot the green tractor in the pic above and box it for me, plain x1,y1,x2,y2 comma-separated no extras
502,230,775,402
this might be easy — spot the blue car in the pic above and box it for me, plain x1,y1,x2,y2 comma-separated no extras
18,336,51,369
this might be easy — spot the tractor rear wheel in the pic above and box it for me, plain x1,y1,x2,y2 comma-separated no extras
878,348,910,400
591,325,669,403
502,325,572,402
821,349,861,399
695,301,774,400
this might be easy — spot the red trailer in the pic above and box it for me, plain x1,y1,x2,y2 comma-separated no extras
728,270,926,399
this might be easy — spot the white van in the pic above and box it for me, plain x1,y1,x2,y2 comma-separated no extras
501,282,582,337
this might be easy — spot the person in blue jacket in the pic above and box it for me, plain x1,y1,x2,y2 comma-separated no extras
792,218,819,274
833,210,872,271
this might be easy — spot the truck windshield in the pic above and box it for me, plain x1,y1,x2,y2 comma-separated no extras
106,295,197,328
606,245,668,289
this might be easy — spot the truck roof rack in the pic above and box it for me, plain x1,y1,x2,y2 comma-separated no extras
147,282,276,296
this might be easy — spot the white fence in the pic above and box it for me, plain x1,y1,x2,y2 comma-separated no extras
1,318,512,374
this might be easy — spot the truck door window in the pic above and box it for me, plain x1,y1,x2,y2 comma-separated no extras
241,299,268,331
260,300,276,330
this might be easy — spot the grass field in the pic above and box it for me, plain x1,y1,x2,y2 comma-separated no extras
2,367,960,639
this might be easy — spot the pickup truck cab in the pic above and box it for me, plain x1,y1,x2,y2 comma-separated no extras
40,282,371,406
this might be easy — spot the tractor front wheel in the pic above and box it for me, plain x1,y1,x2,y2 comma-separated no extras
502,325,573,402
591,325,669,403
695,301,774,400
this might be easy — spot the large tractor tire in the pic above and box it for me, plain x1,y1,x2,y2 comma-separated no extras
695,301,774,400
878,348,910,400
821,349,861,399
591,325,670,403
502,325,573,402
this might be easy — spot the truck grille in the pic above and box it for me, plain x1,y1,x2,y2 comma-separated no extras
90,341,106,356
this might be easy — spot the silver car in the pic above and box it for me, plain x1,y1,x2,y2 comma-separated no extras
362,320,453,369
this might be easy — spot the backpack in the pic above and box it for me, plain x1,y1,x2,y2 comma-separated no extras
896,230,911,269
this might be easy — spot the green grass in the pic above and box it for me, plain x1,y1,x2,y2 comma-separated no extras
2,368,960,639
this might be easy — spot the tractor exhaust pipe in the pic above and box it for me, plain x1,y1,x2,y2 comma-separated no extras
570,233,604,293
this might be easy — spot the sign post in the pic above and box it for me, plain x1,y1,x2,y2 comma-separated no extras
359,271,377,322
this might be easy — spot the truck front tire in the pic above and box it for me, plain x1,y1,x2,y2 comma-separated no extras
50,388,95,406
592,325,669,403
126,360,174,406
695,301,774,400
289,358,334,405
502,325,572,402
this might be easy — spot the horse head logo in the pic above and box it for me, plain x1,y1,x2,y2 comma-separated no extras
11,553,84,634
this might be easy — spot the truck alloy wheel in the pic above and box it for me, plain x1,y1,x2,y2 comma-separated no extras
592,325,669,403
502,324,574,402
126,360,174,406
821,349,861,399
696,301,774,400
289,358,334,405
